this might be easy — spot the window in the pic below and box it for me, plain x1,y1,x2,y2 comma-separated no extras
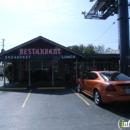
111,73,130,81
30,61,42,70
84,73,98,80
100,73,109,81
100,72,130,81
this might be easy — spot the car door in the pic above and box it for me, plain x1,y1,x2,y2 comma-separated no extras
84,72,98,95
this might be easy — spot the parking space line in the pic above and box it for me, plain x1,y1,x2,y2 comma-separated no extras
71,89,90,106
22,89,32,108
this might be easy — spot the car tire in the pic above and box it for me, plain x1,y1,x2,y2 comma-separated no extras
77,84,81,93
94,90,102,106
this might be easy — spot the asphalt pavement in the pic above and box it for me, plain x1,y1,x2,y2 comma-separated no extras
0,88,129,130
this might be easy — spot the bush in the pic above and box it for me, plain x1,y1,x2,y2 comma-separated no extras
5,64,12,83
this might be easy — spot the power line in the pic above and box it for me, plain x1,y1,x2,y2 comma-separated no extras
89,20,117,44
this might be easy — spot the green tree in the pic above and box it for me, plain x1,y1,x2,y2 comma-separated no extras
105,47,114,53
5,64,12,83
67,44,115,54
67,45,79,52
78,44,85,53
84,44,96,53
94,45,105,54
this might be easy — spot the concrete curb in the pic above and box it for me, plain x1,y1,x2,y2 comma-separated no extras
0,87,66,90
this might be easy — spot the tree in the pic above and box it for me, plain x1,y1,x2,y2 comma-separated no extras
84,44,96,53
78,44,85,53
67,44,115,54
68,44,96,53
5,64,12,83
94,45,105,54
105,47,114,53
68,44,85,53
67,45,79,52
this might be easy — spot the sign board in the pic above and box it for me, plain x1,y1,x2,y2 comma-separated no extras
19,48,62,55
4,55,77,60
3,47,77,60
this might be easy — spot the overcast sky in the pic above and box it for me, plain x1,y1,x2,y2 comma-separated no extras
0,0,123,51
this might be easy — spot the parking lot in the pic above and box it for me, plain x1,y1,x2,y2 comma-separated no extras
0,82,130,130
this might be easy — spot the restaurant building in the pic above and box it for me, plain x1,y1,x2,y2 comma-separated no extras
0,36,87,88
0,36,120,88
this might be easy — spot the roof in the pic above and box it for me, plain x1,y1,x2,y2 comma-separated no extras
83,53,119,60
0,36,87,59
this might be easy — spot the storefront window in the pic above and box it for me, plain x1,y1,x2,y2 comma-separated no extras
30,61,42,70
65,64,69,74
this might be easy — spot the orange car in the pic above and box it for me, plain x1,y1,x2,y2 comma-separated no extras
77,71,130,105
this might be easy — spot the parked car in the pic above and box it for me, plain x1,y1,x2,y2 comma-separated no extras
77,71,130,105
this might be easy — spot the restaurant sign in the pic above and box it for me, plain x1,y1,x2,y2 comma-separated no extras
62,55,76,59
4,55,76,60
3,48,77,60
5,55,31,59
19,48,62,55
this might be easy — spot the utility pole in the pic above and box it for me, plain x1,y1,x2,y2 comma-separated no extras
82,0,130,76
118,0,129,76
1,39,5,52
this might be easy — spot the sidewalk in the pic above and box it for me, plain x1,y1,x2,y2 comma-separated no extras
0,78,27,90
0,78,9,87
0,79,66,90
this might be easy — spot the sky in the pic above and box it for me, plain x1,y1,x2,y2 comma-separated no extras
0,0,120,51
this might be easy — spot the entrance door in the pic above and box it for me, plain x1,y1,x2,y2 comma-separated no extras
42,60,52,85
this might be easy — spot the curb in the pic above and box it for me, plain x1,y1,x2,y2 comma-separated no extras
38,87,65,90
0,88,27,90
0,87,66,90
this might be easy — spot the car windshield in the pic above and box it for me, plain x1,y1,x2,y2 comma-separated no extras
100,72,130,81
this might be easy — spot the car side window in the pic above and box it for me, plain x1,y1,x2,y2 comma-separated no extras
84,73,98,80
84,73,89,79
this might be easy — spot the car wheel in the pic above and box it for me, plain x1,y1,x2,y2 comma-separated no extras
94,90,102,106
77,84,81,93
